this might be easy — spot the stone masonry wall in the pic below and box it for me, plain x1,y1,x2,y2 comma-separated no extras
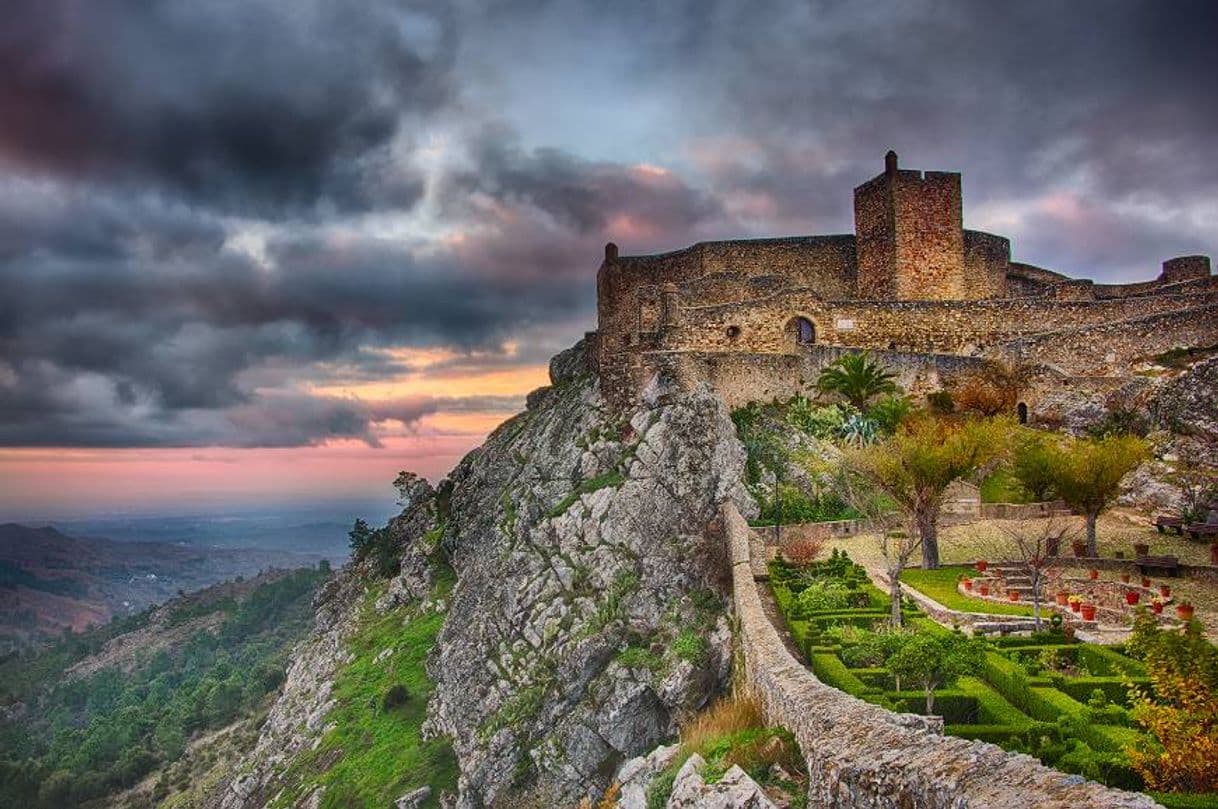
723,501,1162,809
1001,303,1218,375
670,290,1217,360
640,348,987,409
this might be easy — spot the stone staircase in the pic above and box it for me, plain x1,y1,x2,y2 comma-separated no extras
984,563,1042,600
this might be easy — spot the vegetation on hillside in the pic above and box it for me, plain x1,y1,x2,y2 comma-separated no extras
0,566,328,808
267,568,459,809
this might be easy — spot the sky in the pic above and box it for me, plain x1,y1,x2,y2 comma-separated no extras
1,0,1216,516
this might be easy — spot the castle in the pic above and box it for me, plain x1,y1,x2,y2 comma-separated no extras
591,152,1217,416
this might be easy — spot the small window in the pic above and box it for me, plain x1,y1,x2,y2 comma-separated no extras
726,325,741,340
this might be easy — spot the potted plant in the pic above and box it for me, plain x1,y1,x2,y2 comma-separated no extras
1008,590,1020,602
1055,591,1070,606
1081,603,1097,621
1125,590,1140,606
1151,597,1164,615
1072,539,1087,558
1159,583,1171,598
1120,572,1131,584
975,560,988,573
1068,595,1082,613
1176,601,1195,621
1141,576,1152,589
979,583,990,597
961,577,973,592
1134,541,1150,557
1088,569,1100,581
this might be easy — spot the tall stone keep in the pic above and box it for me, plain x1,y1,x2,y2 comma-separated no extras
853,151,967,300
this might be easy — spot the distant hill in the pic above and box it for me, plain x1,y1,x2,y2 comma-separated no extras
0,523,329,651
0,566,328,809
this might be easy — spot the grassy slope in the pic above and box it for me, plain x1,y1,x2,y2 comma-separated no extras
270,568,458,809
900,566,1034,616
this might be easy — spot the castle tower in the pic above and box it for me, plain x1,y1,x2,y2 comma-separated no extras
853,151,967,300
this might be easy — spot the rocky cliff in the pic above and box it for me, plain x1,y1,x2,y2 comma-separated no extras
217,340,754,808
428,341,750,807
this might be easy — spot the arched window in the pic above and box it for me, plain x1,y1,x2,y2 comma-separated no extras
1017,402,1029,425
792,317,815,346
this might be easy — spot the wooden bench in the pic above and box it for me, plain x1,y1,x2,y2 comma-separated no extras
1154,515,1184,535
1136,554,1180,577
1187,522,1218,541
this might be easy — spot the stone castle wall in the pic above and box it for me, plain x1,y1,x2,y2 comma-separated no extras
594,153,1216,410
640,348,987,409
722,501,1161,809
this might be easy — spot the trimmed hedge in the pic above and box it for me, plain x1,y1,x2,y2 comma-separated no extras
1076,644,1148,678
809,653,872,697
956,676,1031,726
1054,676,1149,708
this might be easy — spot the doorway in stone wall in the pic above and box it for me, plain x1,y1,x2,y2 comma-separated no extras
789,316,816,346
1017,402,1028,424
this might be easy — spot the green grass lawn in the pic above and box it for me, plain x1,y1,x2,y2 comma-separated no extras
900,565,1034,616
270,567,459,809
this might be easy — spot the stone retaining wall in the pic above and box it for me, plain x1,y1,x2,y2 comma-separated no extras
722,501,1161,808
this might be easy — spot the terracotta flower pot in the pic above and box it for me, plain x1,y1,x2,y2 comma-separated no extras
1151,602,1163,615
1177,603,1195,621
1072,541,1087,558
1141,577,1152,588
1089,569,1099,581
1134,542,1150,557
1070,601,1081,613
1081,604,1097,621
1008,590,1020,602
1056,592,1069,606
1120,573,1131,584
979,584,990,597
1159,584,1171,598
976,560,988,573
963,579,973,592
1211,543,1218,566
1125,591,1140,606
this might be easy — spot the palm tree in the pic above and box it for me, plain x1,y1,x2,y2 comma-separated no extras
816,351,898,410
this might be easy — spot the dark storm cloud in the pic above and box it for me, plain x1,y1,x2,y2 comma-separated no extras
2,0,1215,449
0,0,454,215
447,126,722,236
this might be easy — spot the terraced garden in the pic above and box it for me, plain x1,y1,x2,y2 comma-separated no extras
768,553,1217,808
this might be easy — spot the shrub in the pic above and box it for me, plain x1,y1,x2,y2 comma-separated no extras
795,581,851,613
926,390,955,414
951,362,1023,416
786,396,849,438
867,394,914,435
381,683,411,711
782,535,825,566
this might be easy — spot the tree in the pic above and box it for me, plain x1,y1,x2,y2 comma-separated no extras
1010,430,1058,502
988,514,1076,630
1044,434,1149,556
816,351,898,411
885,629,984,714
835,465,915,627
1126,613,1218,792
845,415,1013,570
